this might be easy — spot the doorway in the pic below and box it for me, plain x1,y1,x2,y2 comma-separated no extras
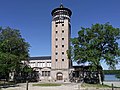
56,72,63,80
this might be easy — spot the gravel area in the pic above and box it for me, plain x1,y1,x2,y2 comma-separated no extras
1,81,120,90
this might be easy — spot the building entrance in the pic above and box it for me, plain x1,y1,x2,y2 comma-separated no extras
56,72,63,80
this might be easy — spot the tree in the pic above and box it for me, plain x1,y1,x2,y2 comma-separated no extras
69,23,120,83
115,72,120,81
0,27,30,81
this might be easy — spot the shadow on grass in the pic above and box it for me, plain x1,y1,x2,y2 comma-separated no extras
0,81,19,88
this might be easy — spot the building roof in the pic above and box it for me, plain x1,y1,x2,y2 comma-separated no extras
29,56,51,60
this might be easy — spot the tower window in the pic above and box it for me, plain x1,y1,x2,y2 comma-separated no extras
62,30,64,33
62,38,64,40
62,24,64,26
62,52,64,55
56,38,58,41
56,45,58,48
56,52,58,55
56,59,58,62
62,59,64,61
56,25,58,27
62,45,64,47
56,31,58,33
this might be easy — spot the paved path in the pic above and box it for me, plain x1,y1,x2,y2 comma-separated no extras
1,81,120,90
1,82,81,90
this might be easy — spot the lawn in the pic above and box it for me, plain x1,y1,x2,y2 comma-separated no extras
81,83,111,88
81,83,120,89
33,83,62,86
0,81,15,85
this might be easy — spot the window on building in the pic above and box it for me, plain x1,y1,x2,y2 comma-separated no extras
48,71,50,76
56,59,58,62
45,71,47,76
56,25,58,27
62,38,64,40
56,31,58,33
56,45,58,48
42,71,50,77
47,62,51,67
42,71,45,76
62,52,64,55
38,62,42,67
62,59,64,61
42,62,45,67
62,45,64,47
62,30,64,33
56,38,58,41
56,52,58,55
62,24,64,26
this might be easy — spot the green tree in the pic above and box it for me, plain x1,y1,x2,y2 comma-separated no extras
115,72,120,81
69,23,120,83
0,27,30,80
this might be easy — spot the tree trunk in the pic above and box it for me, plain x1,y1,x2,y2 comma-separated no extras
26,80,29,90
98,71,102,84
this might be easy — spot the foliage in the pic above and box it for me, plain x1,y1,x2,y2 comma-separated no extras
115,70,120,80
81,83,111,88
115,74,120,80
69,23,120,70
104,70,120,74
0,27,30,80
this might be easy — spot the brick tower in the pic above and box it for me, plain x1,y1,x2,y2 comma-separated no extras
51,4,72,81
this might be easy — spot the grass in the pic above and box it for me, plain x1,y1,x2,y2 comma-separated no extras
33,83,62,87
81,83,120,89
81,83,112,88
0,81,15,85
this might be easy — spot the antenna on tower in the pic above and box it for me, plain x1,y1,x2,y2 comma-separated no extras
60,0,63,5
60,0,64,8
61,0,63,4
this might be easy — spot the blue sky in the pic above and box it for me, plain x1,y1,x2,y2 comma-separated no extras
0,0,120,69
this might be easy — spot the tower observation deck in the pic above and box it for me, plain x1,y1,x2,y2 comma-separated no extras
51,4,72,21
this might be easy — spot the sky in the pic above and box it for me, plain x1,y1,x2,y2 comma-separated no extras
0,0,120,69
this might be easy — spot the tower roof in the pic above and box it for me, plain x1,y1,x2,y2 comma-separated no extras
60,4,64,8
51,4,72,16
